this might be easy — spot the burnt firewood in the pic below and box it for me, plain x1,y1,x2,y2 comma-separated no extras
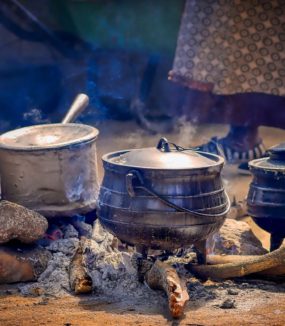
207,254,285,277
69,237,92,294
189,244,285,280
145,260,189,318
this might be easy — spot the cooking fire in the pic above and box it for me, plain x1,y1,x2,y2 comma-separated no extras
1,1,285,325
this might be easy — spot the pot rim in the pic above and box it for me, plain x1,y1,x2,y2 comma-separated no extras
0,123,99,151
102,149,224,171
249,157,285,173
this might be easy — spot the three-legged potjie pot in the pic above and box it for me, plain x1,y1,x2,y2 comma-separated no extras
248,143,285,251
97,138,230,263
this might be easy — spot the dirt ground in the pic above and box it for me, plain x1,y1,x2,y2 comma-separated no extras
1,280,285,326
1,121,285,326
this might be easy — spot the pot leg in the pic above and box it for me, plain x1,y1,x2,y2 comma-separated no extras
194,240,207,264
136,245,148,259
270,233,284,252
135,245,151,283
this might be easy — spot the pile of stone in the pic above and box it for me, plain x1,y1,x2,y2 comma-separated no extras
0,200,51,284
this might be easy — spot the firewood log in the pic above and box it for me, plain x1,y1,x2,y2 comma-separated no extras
189,245,285,280
145,260,189,318
207,254,285,277
69,237,92,294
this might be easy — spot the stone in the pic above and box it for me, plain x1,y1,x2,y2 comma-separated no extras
0,200,48,244
220,299,236,309
209,219,268,256
227,288,239,295
0,245,51,284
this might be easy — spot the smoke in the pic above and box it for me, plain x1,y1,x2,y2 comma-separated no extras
0,120,11,133
23,108,50,124
175,115,197,147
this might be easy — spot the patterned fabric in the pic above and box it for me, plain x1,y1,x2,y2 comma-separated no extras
169,0,285,96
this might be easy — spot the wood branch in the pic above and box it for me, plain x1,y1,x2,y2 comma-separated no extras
145,260,189,318
189,245,285,280
207,254,285,277
69,237,92,294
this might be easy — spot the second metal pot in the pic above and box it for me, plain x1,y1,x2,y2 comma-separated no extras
247,143,285,251
0,94,100,217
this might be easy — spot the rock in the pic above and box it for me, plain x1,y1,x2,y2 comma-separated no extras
227,288,239,295
0,245,51,284
210,219,267,255
219,299,236,309
0,200,48,244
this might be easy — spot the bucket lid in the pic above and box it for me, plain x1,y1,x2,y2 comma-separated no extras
249,142,285,171
0,123,99,150
107,138,223,169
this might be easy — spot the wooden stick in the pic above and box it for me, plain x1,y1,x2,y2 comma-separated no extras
145,260,189,318
207,254,285,277
69,237,92,294
189,245,285,280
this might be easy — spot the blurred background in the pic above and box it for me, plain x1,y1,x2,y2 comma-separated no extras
1,1,285,145
0,0,194,132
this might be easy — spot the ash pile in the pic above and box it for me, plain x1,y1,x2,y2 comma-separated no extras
0,201,152,301
2,198,283,317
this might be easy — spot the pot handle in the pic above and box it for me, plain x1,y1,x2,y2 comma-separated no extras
62,93,89,124
125,170,231,218
126,170,145,197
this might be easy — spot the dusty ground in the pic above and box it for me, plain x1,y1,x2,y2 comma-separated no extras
1,280,285,326
1,121,285,325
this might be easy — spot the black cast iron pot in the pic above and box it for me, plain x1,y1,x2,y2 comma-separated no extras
97,138,230,262
247,143,285,251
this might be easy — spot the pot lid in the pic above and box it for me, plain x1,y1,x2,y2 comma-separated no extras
108,138,223,169
249,143,285,171
0,123,99,151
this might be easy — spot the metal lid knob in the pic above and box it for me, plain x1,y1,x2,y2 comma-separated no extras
156,138,171,152
268,143,285,161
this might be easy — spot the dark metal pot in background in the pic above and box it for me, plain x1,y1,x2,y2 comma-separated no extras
97,138,230,262
247,143,285,251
